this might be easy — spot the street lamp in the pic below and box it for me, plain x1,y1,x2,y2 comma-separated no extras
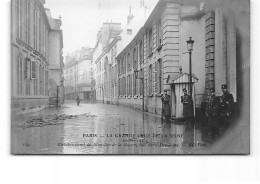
186,37,194,97
134,68,144,111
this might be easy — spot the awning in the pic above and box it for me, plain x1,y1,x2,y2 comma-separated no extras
166,73,198,84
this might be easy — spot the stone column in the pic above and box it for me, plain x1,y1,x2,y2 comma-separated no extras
205,10,215,95
226,10,237,102
214,7,227,95
162,2,180,90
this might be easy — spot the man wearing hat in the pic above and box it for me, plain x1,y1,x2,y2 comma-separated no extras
161,89,171,122
181,88,193,124
220,84,234,125
206,88,221,136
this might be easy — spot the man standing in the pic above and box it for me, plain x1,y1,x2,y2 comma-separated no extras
206,88,220,137
77,96,81,106
181,88,193,124
161,89,171,122
220,84,234,126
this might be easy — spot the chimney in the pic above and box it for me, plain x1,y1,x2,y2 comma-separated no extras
140,0,144,7
127,5,134,25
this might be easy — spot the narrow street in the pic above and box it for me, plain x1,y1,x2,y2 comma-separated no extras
11,102,218,154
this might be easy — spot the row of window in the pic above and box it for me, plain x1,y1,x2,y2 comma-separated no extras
118,20,163,75
14,0,48,57
118,59,163,97
16,54,48,96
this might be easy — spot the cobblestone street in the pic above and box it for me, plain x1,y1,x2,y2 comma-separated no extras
11,102,219,154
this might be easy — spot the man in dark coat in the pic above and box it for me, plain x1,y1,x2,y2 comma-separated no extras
181,88,193,124
206,88,220,137
220,84,234,126
77,96,81,106
161,89,171,122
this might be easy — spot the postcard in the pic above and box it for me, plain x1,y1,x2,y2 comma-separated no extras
11,0,250,154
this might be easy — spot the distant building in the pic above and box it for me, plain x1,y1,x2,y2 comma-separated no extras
92,22,122,103
11,0,64,114
64,47,93,102
92,2,151,105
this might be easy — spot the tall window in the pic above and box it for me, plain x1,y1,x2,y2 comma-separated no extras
123,77,125,95
114,45,117,60
127,53,130,71
139,40,143,64
133,48,137,69
111,48,114,64
130,74,132,96
42,18,45,54
118,78,121,96
133,73,137,96
33,6,38,50
127,75,129,95
149,64,153,94
24,58,31,95
31,60,37,95
16,0,22,39
16,54,23,95
124,77,126,96
25,61,31,95
148,29,153,54
25,1,31,44
118,60,120,75
39,65,44,95
139,69,143,95
45,70,48,95
123,56,126,73
39,15,42,53
45,26,48,57
157,20,162,47
43,24,45,56
155,59,162,94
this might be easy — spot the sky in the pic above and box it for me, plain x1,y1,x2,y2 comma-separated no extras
44,0,159,56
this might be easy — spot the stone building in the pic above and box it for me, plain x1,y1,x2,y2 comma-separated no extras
115,0,248,119
92,22,122,103
92,4,150,105
11,0,64,114
64,47,93,102
45,9,64,107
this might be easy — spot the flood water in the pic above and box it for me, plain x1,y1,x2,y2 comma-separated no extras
11,103,215,154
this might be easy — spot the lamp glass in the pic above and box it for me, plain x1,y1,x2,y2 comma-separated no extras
186,37,194,52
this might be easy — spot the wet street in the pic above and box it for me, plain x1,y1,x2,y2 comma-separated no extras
11,102,218,154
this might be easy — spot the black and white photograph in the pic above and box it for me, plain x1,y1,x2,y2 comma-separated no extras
10,0,250,155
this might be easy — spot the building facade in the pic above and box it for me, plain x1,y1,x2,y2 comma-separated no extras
64,47,93,102
95,0,246,119
11,0,64,114
92,22,122,103
46,9,64,107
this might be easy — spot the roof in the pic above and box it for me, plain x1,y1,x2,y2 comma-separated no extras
166,73,198,84
116,0,164,59
94,36,121,63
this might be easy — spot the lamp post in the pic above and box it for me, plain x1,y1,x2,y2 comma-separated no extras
186,37,194,97
134,68,144,111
